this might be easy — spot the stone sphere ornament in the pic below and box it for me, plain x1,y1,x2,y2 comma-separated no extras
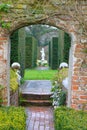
11,62,20,70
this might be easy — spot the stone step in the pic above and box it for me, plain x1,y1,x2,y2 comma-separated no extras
20,99,52,106
19,93,53,106
21,93,52,100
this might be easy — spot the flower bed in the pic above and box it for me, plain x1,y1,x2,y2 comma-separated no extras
0,106,26,130
54,107,87,130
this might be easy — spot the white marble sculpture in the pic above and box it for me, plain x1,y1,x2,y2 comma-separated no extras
40,48,45,61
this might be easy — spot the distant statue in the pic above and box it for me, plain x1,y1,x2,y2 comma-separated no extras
40,48,45,61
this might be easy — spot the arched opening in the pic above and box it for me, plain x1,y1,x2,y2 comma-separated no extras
1,12,86,110
0,2,87,129
9,23,72,107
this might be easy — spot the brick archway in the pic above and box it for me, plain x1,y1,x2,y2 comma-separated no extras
0,0,87,109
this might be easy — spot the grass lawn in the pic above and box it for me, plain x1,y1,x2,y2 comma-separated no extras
24,69,57,80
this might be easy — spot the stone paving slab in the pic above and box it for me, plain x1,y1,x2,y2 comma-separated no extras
26,106,54,130
21,80,53,95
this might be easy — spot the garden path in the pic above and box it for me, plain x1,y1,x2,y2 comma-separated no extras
21,66,54,130
26,106,54,130
23,80,54,130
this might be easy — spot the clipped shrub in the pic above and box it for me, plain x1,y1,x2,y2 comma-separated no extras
64,32,71,63
0,106,26,130
54,107,87,130
48,41,51,67
51,37,58,70
25,36,37,69
10,30,18,65
18,28,26,77
25,37,32,68
10,69,18,92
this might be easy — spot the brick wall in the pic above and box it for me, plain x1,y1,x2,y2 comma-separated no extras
0,0,86,109
71,43,87,110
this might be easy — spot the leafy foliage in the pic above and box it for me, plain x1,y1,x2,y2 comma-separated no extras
20,78,25,85
54,107,87,130
0,21,11,29
52,68,68,85
0,106,26,130
10,69,18,92
0,3,10,12
51,82,67,106
51,68,68,106
0,3,11,28
0,85,4,106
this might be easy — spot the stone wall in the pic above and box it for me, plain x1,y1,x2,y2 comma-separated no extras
0,0,87,109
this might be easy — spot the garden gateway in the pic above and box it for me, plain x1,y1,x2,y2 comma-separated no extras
0,0,87,110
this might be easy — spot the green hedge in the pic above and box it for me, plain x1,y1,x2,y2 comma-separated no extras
64,33,71,63
10,31,18,65
51,37,58,70
25,36,37,69
18,28,26,77
0,106,26,130
32,37,37,68
58,30,64,66
49,41,51,67
25,37,32,68
54,107,87,130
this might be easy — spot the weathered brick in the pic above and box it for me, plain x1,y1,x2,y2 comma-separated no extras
72,86,78,90
71,104,77,109
80,95,87,99
72,76,79,80
0,37,8,40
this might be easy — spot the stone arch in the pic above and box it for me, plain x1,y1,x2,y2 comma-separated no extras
0,1,87,109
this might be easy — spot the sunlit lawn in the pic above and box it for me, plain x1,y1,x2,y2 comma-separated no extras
24,69,57,80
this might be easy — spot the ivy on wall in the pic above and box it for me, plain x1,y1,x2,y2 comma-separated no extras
0,3,11,28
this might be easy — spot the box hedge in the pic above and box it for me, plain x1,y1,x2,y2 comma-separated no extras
54,107,87,130
25,36,37,69
10,30,18,65
0,106,26,130
51,37,59,70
